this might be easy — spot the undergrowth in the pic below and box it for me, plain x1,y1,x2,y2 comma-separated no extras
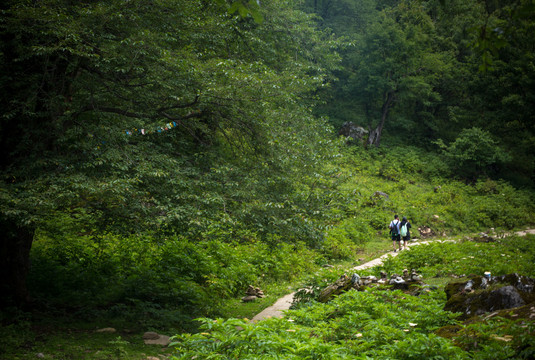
2,146,534,359
171,235,535,359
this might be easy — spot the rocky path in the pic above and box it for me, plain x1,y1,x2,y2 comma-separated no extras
251,229,535,321
251,239,432,321
251,292,295,321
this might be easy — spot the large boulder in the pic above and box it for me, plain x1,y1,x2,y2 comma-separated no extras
338,122,368,143
444,273,535,319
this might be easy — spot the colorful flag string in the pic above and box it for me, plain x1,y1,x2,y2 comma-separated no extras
125,121,179,136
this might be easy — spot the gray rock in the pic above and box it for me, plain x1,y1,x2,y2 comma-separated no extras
444,274,535,319
144,335,170,346
143,331,170,346
338,122,368,142
96,327,116,333
372,191,389,200
487,286,525,311
143,331,160,340
389,277,405,285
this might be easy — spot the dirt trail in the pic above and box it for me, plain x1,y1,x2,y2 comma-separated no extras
251,239,436,321
251,229,535,321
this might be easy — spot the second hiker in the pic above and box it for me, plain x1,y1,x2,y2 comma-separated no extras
399,216,412,250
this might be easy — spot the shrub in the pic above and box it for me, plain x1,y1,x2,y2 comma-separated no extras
436,127,511,181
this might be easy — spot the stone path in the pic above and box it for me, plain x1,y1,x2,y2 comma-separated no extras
251,229,535,321
516,229,535,236
251,292,295,321
251,240,429,321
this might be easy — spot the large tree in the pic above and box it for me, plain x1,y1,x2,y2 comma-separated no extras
0,0,339,307
350,1,447,147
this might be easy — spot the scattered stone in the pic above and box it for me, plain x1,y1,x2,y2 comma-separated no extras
318,269,426,302
378,271,388,284
143,332,160,340
243,285,265,301
372,191,389,200
143,332,170,346
242,295,257,302
473,232,495,243
322,264,335,268
318,274,356,303
96,327,116,333
410,270,422,282
245,285,256,295
380,271,388,280
389,276,405,285
418,226,434,238
36,353,45,358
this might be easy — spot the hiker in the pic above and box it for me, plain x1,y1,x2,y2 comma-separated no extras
389,215,401,252
399,216,412,250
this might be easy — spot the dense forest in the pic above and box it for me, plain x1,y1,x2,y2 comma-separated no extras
1,0,534,358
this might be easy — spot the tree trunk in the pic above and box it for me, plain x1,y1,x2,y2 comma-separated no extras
0,217,35,308
367,91,395,148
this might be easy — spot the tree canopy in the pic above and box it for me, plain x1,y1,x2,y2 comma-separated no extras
0,0,341,305
304,0,534,184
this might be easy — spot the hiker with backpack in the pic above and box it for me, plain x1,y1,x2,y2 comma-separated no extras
399,216,412,251
389,215,402,252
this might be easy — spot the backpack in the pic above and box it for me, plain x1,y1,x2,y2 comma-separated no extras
400,223,408,237
390,220,399,235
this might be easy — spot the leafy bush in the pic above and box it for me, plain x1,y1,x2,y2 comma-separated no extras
322,217,374,259
436,127,511,181
171,288,460,359
28,231,319,329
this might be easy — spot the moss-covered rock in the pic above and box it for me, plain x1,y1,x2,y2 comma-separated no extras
444,273,535,319
436,301,535,354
